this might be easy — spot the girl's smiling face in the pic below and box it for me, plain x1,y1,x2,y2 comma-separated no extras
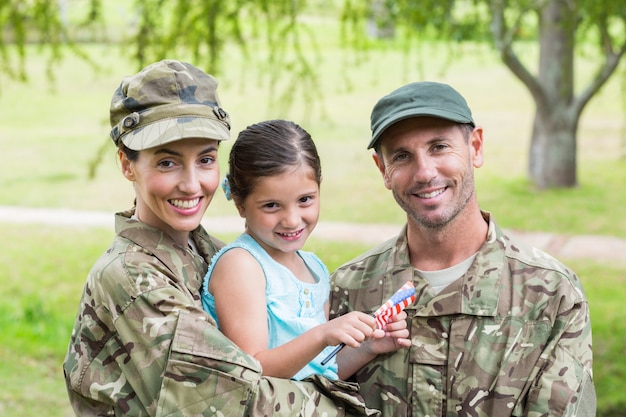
236,163,320,263
120,138,220,245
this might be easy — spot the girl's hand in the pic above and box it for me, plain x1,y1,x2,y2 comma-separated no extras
335,311,411,380
323,311,383,348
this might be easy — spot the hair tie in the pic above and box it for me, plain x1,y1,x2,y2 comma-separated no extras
222,177,232,201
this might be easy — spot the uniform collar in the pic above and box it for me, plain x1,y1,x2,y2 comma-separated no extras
114,208,222,261
392,211,506,317
113,209,223,298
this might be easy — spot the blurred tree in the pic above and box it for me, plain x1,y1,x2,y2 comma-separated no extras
124,0,322,115
1,0,319,111
1,0,64,83
0,0,98,85
2,0,625,188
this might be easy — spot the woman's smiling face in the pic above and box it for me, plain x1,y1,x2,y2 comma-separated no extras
120,137,221,245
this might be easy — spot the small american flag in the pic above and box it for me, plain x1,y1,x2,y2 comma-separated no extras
373,281,416,329
320,280,417,366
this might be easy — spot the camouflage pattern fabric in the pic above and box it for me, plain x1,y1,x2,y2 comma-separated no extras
63,209,380,417
329,212,596,417
109,59,231,151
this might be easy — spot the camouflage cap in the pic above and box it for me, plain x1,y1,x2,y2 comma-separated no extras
368,81,475,149
109,59,231,150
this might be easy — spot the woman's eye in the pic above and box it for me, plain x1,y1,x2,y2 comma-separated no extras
200,156,215,165
158,160,175,168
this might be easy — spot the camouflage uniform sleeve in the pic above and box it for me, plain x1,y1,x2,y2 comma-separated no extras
137,290,381,416
522,292,596,416
134,293,264,415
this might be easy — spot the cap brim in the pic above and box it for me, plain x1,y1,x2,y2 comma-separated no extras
368,108,474,149
122,116,230,151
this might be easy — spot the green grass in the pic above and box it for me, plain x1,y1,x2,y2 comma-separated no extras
566,259,626,414
0,224,113,417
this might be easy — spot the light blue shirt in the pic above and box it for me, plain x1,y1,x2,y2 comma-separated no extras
201,233,338,380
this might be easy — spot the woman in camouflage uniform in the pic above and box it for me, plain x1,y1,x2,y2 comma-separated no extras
63,60,379,417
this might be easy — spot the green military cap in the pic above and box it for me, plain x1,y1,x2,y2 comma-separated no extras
368,81,475,149
109,59,230,150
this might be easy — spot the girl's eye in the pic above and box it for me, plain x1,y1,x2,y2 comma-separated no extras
299,196,312,204
264,202,278,209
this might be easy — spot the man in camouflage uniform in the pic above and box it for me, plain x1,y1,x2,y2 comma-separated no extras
63,59,379,417
329,82,596,416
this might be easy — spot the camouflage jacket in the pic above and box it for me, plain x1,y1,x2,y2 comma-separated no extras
329,212,595,417
63,210,379,417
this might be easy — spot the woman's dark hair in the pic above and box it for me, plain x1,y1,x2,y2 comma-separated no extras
227,119,321,203
118,143,140,161
117,143,139,207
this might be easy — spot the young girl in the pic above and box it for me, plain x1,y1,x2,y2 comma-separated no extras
201,119,410,381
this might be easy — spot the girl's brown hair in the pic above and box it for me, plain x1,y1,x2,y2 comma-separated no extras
226,119,321,203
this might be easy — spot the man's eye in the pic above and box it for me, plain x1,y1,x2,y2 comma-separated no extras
393,153,409,162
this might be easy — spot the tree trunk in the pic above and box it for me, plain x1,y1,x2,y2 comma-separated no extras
529,0,578,188
529,108,578,188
